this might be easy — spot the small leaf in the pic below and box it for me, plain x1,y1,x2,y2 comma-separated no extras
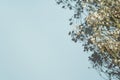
69,22,73,25
69,18,72,21
62,6,65,8
68,32,71,35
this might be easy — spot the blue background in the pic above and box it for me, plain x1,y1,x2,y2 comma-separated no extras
0,0,103,80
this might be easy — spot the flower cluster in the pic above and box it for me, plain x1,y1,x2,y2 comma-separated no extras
56,0,120,79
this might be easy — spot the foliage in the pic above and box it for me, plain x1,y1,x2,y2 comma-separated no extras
56,0,120,80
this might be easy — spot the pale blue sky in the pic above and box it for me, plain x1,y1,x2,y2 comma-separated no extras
0,0,103,80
